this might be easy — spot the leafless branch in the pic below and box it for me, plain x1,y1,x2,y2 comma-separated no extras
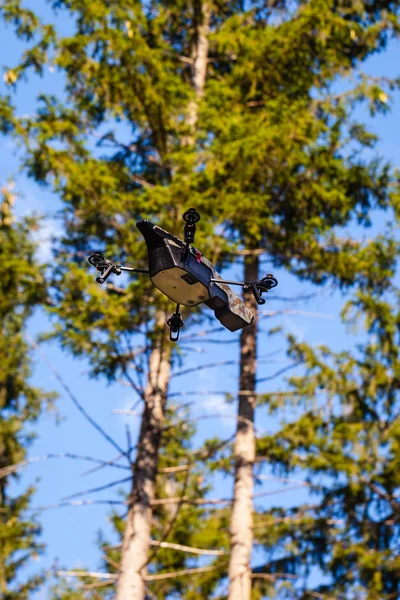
144,564,224,581
57,570,117,580
128,174,155,188
105,282,127,295
259,309,334,320
35,499,126,511
149,540,226,556
101,554,121,572
62,476,132,501
152,484,309,508
264,294,315,303
254,474,310,487
171,357,288,379
158,465,190,474
256,362,301,384
0,452,130,480
80,451,132,477
26,334,127,457
171,359,239,378
251,572,298,581
82,580,115,590
254,484,315,500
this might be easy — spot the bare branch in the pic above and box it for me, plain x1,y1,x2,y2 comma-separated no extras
256,362,301,384
171,359,239,378
254,474,310,487
82,580,115,591
264,294,315,303
62,476,132,501
158,465,190,474
0,452,130,480
152,484,309,508
144,564,224,581
169,390,298,398
35,499,126,511
80,451,132,477
26,334,127,457
105,282,127,295
171,357,288,379
149,540,226,556
102,554,121,572
254,484,314,500
57,570,117,580
260,309,334,320
234,248,266,256
128,174,155,189
251,572,298,581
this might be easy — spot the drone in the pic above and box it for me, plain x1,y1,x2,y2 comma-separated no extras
88,209,278,341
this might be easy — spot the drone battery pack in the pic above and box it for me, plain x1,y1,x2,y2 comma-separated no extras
136,220,254,332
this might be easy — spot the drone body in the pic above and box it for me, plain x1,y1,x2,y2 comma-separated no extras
89,209,278,341
136,219,254,333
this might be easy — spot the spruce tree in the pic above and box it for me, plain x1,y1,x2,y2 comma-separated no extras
253,272,400,599
0,2,227,598
1,1,400,600
0,186,53,598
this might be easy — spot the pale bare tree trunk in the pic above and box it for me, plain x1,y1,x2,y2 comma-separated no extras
115,317,171,600
116,5,210,599
228,255,259,600
184,0,210,143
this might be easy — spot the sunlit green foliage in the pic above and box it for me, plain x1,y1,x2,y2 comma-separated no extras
0,186,54,599
1,0,400,598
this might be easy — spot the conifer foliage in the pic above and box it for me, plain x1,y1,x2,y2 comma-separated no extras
1,1,400,599
254,283,400,599
0,187,53,599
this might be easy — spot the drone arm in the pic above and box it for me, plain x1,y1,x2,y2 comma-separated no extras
88,253,149,284
210,278,246,288
210,274,278,306
119,266,149,274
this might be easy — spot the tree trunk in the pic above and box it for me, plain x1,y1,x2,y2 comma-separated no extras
184,0,210,143
116,5,210,598
115,318,171,600
228,255,259,600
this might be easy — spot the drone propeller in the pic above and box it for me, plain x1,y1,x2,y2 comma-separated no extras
244,274,278,305
182,208,201,262
88,253,121,284
88,252,148,284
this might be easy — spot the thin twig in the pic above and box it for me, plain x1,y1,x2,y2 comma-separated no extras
35,499,126,511
62,476,132,501
57,570,117,580
26,334,126,457
158,465,190,474
149,540,226,556
256,362,301,384
0,452,130,480
251,572,298,581
143,564,224,581
259,309,334,320
80,452,132,477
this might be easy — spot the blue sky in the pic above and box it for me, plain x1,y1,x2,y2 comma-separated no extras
1,3,400,597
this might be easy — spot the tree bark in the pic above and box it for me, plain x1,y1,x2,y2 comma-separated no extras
115,318,171,600
228,255,259,600
116,5,210,598
184,0,210,144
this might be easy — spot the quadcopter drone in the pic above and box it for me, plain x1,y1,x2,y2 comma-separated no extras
88,209,278,341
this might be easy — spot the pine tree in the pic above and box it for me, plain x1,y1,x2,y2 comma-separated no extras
0,186,54,598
